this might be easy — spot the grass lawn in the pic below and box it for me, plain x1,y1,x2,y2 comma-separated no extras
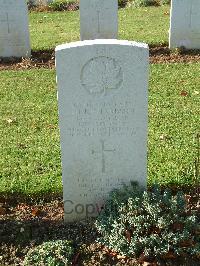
29,5,170,50
0,63,199,196
0,70,62,196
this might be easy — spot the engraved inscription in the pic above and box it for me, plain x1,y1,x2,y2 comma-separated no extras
81,57,123,95
92,140,115,173
66,101,135,137
77,176,125,198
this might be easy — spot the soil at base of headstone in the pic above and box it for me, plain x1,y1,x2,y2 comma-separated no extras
0,46,200,71
0,187,200,265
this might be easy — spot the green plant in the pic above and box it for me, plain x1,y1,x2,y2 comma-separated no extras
128,0,170,7
160,0,170,5
49,0,78,11
23,240,74,266
95,183,200,260
49,1,68,11
130,0,158,7
118,0,129,7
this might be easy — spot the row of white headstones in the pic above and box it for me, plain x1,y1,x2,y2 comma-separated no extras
1,0,199,222
0,0,200,58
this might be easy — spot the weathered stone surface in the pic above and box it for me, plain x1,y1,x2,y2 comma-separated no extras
56,39,149,222
0,0,31,58
169,0,200,49
80,0,118,40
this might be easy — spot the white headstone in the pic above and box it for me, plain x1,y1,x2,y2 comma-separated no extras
169,0,200,49
0,0,31,58
56,39,149,222
80,0,118,41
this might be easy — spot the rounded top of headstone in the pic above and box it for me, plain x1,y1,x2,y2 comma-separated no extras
55,39,149,52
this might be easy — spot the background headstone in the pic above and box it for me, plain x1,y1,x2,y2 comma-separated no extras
0,0,31,58
169,0,200,49
56,39,149,222
80,0,118,40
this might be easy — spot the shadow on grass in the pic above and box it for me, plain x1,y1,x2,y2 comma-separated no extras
0,215,98,265
0,191,62,205
1,183,200,205
0,217,97,246
149,43,200,56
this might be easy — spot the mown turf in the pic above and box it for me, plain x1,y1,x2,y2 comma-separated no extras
29,11,79,50
0,70,62,195
149,63,200,185
119,6,169,45
0,63,199,196
29,5,170,50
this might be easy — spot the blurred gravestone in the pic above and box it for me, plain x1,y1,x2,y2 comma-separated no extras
0,0,31,58
170,0,200,49
56,39,149,222
80,0,118,40
28,0,53,6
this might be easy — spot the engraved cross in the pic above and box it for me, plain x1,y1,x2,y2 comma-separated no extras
95,1,102,34
97,10,100,33
92,140,116,173
0,12,12,33
95,2,109,35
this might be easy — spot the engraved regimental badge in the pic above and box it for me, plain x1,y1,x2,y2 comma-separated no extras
81,56,123,95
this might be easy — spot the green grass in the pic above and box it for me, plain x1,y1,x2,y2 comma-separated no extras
119,6,169,45
0,64,199,196
29,11,79,50
29,5,170,50
0,70,61,195
149,63,200,185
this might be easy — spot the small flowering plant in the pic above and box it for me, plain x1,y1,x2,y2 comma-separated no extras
95,182,200,260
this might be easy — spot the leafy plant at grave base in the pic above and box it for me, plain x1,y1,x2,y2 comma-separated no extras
28,0,170,10
128,0,170,7
48,0,79,11
118,0,129,8
160,0,170,5
23,240,74,266
130,0,158,8
95,182,200,261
